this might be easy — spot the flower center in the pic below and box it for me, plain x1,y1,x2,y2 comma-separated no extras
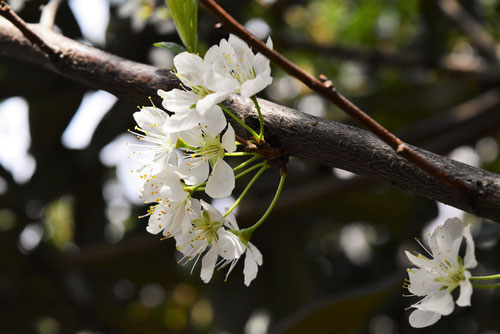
192,211,223,245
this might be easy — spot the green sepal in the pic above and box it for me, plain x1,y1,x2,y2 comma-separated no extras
175,137,195,150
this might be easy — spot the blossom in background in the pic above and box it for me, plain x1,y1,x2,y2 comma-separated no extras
142,169,201,237
117,0,172,33
158,52,235,132
175,201,245,283
404,217,477,328
206,34,273,98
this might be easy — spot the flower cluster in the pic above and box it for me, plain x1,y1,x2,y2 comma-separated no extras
131,34,272,286
404,217,477,328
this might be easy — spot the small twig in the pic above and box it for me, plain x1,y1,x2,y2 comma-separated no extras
40,0,63,29
0,1,59,59
199,0,474,200
235,134,257,149
437,0,498,63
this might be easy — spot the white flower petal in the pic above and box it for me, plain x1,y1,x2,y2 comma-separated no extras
414,290,454,316
203,105,227,137
405,251,431,268
430,218,464,266
265,36,273,49
133,106,168,133
240,74,273,98
242,242,263,287
176,159,209,185
200,200,223,221
221,124,236,153
217,229,244,259
173,52,205,84
165,109,203,132
456,271,473,306
205,159,235,198
463,224,478,269
146,213,164,235
160,172,188,203
200,246,219,283
224,212,239,230
196,92,228,115
158,89,197,112
409,310,442,328
407,268,442,296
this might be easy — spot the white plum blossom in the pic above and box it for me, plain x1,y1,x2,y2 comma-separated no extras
131,33,275,286
404,217,477,328
206,34,273,98
141,169,201,237
175,201,245,283
176,120,237,199
130,106,179,175
158,52,236,132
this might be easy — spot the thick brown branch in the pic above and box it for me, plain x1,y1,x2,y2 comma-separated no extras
1,18,500,222
0,2,59,58
198,0,474,204
0,17,180,101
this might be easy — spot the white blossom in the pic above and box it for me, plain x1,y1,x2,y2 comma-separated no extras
175,201,245,283
176,120,237,198
158,52,236,132
141,169,200,237
130,106,178,175
206,34,273,98
405,217,477,328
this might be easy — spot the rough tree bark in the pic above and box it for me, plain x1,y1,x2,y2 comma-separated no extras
1,18,499,222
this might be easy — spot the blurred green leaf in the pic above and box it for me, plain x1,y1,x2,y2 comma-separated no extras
165,0,198,53
154,41,186,55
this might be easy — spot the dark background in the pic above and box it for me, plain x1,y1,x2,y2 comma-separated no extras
1,0,500,333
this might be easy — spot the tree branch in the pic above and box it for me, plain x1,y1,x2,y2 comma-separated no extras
198,0,475,209
1,17,500,222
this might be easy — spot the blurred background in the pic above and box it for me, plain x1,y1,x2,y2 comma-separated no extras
1,0,500,333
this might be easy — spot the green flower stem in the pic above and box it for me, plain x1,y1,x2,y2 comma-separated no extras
239,172,286,243
471,282,500,289
470,274,500,281
225,152,257,157
251,96,264,141
235,162,267,181
233,155,260,172
219,104,260,140
224,165,268,218
185,182,206,193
